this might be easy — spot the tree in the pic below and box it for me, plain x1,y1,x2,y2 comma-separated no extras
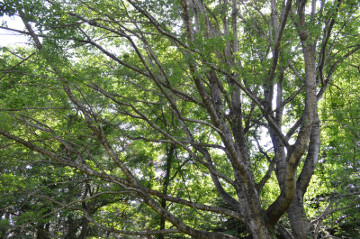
0,0,359,238
310,55,360,238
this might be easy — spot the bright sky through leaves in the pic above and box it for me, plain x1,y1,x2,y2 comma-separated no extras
0,15,27,47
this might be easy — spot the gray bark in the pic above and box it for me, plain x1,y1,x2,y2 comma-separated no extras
288,114,320,238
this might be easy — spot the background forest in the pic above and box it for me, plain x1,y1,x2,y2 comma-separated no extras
0,0,359,238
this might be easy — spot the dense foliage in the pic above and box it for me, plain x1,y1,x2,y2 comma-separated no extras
0,0,359,238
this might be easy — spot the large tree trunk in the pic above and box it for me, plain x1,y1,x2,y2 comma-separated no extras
288,114,320,238
288,193,312,239
248,218,273,239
